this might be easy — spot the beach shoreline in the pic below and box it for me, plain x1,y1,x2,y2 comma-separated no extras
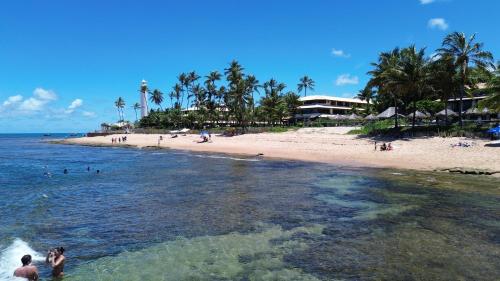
56,128,500,176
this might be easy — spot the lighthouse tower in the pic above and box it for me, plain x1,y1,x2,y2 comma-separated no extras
140,79,149,118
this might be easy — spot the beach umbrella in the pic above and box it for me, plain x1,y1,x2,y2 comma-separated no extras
364,114,378,120
348,113,360,120
376,107,405,119
466,107,490,115
436,109,458,117
406,111,429,118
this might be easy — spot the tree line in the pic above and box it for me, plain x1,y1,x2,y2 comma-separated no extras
114,61,315,129
360,32,499,129
113,31,499,130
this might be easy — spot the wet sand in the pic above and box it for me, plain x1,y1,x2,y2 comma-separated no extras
60,127,500,175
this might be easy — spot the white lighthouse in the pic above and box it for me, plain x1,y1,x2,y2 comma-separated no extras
140,79,149,118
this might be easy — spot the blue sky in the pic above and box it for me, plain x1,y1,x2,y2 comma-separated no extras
0,0,498,133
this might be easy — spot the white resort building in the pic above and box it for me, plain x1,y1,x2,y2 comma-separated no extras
295,95,367,120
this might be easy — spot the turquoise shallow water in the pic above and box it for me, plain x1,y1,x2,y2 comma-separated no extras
0,134,499,280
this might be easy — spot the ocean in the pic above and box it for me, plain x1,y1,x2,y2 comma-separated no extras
0,134,499,280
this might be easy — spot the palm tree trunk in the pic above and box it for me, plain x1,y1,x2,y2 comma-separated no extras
444,105,448,126
394,97,399,128
459,64,467,127
412,99,416,130
459,84,464,127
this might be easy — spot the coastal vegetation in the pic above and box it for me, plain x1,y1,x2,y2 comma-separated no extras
114,32,497,134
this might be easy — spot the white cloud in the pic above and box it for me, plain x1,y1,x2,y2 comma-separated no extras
0,88,58,115
33,88,57,101
331,48,351,58
430,52,442,61
336,74,359,86
82,111,96,118
428,18,449,30
420,0,435,4
63,99,84,114
2,95,23,107
68,99,83,110
19,97,46,111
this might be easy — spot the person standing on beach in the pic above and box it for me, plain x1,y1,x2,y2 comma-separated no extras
14,254,39,281
47,247,65,278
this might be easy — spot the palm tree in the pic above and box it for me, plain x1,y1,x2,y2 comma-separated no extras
172,83,183,109
479,64,500,112
429,54,459,125
261,79,287,125
192,84,206,108
357,86,376,113
204,71,222,124
245,75,260,123
297,76,315,97
224,60,250,128
132,102,141,121
367,48,404,128
186,71,200,109
437,32,494,126
284,91,301,124
178,73,188,109
149,89,164,110
114,97,125,121
383,45,430,129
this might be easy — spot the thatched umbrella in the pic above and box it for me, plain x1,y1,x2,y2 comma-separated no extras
406,110,429,119
348,113,360,120
436,109,458,117
465,107,490,115
365,114,378,120
376,107,404,119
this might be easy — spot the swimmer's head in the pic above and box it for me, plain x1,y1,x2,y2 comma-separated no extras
21,255,32,266
56,247,65,256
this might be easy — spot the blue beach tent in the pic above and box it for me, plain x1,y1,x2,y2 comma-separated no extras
487,126,500,134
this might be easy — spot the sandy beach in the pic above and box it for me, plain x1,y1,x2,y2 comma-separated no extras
59,127,500,174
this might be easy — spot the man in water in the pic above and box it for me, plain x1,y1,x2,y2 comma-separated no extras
47,247,65,278
13,254,39,281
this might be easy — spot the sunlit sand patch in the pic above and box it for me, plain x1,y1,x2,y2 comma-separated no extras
65,224,324,281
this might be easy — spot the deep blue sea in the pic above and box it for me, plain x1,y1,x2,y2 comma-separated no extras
0,134,499,281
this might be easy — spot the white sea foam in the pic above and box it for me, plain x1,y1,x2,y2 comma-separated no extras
0,239,44,281
194,154,260,162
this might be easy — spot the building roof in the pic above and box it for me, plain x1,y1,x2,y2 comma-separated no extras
298,105,364,110
299,95,367,104
445,96,488,102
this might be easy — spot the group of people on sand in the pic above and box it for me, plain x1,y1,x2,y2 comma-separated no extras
374,141,393,151
13,247,65,281
199,129,212,143
111,136,127,144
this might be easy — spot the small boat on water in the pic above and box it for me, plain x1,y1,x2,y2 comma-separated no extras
43,134,52,136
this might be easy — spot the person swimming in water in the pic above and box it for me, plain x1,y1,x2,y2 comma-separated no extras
47,247,65,278
14,254,39,281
